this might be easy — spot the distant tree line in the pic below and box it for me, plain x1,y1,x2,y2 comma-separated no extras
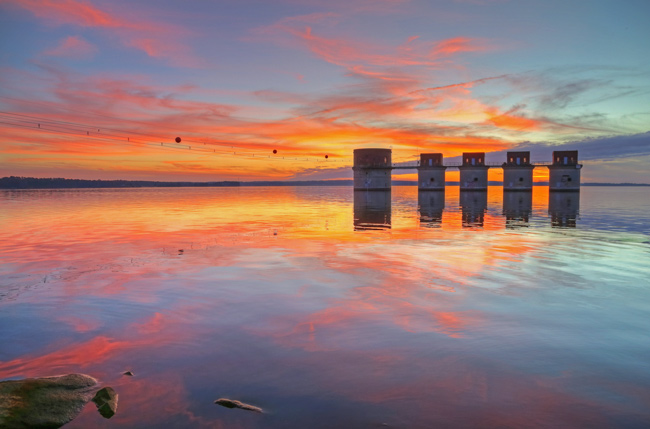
2,176,646,189
0,176,241,189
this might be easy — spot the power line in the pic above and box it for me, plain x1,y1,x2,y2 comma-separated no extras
0,112,351,164
0,96,356,160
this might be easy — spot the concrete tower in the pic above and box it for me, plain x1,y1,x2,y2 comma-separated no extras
503,151,534,191
547,150,581,191
352,148,392,191
459,152,489,191
418,153,446,191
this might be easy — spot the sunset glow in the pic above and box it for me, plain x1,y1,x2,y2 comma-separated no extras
1,0,649,182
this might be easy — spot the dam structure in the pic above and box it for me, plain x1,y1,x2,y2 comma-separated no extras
352,148,582,192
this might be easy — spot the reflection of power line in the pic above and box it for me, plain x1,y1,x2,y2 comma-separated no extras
0,112,350,164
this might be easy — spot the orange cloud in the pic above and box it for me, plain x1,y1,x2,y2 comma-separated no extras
431,36,490,57
485,107,541,131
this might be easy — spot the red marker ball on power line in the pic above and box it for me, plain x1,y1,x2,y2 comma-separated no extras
273,149,277,154
175,137,181,143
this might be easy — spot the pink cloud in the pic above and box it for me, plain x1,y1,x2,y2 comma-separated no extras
2,0,201,66
3,0,124,27
44,35,97,58
285,26,494,69
431,36,490,57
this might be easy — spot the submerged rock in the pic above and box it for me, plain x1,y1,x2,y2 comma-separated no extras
215,398,262,413
123,371,134,377
0,373,97,429
92,387,118,419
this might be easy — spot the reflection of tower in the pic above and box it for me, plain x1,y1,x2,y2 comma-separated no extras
549,191,580,228
418,190,445,227
503,151,534,191
460,191,487,228
459,152,489,191
503,191,532,228
354,191,392,230
352,148,392,190
418,153,446,191
547,150,581,191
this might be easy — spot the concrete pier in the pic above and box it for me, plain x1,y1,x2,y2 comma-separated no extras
352,148,392,190
548,150,581,191
503,151,534,191
459,153,489,191
418,153,446,190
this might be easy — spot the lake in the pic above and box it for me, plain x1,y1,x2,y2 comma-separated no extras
1,186,649,428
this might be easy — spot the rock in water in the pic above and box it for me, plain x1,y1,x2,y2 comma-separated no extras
123,371,134,376
92,387,118,418
215,398,262,413
0,373,97,429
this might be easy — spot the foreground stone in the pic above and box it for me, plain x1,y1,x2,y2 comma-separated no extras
92,387,118,418
215,398,262,413
0,373,97,429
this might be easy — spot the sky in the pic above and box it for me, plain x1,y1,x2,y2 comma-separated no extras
0,0,649,183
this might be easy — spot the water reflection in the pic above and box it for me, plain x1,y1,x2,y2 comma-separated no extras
460,191,487,228
418,190,445,228
2,187,650,428
549,191,580,228
503,191,532,228
353,190,391,230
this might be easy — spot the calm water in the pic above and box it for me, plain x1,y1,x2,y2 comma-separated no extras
1,186,649,428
